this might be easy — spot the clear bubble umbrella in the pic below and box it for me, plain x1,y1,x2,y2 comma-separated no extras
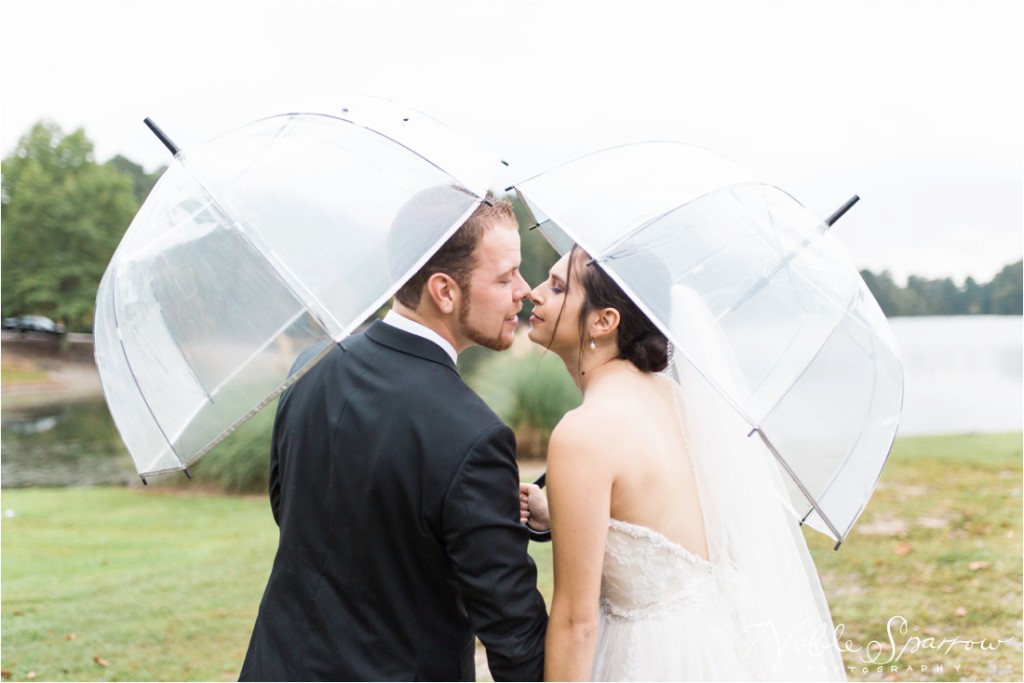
511,142,903,547
94,97,502,481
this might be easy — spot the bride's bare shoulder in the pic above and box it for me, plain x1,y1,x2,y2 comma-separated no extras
548,402,636,462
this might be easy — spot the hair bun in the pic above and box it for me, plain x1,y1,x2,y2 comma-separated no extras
625,333,669,373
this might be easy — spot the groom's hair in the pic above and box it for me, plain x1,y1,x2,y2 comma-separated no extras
393,190,515,309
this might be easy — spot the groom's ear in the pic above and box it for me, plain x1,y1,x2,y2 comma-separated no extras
425,272,460,315
591,307,621,339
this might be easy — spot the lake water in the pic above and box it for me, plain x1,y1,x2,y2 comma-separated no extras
1,316,1020,487
1,399,135,488
889,315,1022,436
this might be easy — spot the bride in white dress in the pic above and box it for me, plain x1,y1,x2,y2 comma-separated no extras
523,245,847,681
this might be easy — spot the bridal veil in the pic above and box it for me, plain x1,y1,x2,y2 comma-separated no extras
668,286,847,681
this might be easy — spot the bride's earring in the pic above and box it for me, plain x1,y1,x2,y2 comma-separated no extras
589,336,596,350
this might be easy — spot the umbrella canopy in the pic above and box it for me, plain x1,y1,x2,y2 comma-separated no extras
95,98,502,479
513,142,903,546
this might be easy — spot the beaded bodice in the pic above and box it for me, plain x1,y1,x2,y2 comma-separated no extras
599,518,734,621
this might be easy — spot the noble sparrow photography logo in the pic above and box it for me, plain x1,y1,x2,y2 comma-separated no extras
745,615,1014,677
837,616,1013,676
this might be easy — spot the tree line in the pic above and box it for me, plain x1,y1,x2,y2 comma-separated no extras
860,263,1023,316
1,121,1020,333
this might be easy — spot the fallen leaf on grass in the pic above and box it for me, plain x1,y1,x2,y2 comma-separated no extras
1,669,11,679
64,633,76,641
26,673,36,680
968,560,990,571
954,607,967,617
894,543,912,556
94,656,109,667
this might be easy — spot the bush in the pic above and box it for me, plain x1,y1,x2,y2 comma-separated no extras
466,336,581,460
189,404,276,494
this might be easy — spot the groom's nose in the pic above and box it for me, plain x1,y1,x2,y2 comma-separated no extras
512,273,530,302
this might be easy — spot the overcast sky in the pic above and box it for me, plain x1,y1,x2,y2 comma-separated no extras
2,0,1021,283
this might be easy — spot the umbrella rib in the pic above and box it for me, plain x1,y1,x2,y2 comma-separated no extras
182,166,338,337
179,340,339,470
108,261,185,470
751,427,843,545
174,118,347,338
756,305,847,423
161,308,318,451
205,308,310,398
796,341,902,541
597,181,769,262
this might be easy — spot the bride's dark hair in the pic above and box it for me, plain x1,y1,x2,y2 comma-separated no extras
567,245,670,374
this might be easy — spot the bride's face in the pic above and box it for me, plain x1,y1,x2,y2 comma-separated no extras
527,252,585,353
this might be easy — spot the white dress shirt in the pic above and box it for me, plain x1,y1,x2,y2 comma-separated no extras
381,310,458,365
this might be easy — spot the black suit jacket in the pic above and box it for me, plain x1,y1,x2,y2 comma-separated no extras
239,321,548,681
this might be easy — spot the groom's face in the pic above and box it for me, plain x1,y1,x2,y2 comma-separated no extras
456,218,529,351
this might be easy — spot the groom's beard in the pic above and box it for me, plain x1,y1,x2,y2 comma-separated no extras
459,295,514,352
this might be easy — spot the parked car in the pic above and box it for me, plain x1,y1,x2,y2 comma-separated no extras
3,315,66,335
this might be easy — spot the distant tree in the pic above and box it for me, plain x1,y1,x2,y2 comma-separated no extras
859,269,903,316
106,154,165,204
1,121,138,331
962,276,987,313
988,261,1023,314
507,192,559,290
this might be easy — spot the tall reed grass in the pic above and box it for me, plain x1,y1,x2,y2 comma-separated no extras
466,337,581,459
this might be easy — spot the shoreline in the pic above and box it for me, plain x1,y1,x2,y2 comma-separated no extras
1,351,103,409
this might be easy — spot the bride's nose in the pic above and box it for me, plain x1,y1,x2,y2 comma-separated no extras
527,285,543,304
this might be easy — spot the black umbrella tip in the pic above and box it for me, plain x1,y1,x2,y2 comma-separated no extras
825,195,861,227
143,117,180,156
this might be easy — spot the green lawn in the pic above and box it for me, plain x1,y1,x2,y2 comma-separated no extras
1,433,1021,681
0,491,278,681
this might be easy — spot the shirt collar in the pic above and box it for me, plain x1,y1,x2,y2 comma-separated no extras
382,310,458,365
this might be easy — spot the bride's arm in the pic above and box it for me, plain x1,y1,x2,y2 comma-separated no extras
544,413,614,682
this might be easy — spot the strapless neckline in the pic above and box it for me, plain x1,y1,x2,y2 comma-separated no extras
608,518,711,567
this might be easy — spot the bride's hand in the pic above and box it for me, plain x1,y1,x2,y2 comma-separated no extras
519,482,550,531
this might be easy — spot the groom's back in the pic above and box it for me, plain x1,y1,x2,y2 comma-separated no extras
240,322,546,681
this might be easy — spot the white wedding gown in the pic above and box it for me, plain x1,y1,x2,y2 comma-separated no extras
584,290,846,681
592,518,754,681
591,512,847,681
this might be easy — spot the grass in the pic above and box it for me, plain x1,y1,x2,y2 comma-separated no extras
801,432,1023,681
0,366,50,386
1,433,1020,681
0,490,278,681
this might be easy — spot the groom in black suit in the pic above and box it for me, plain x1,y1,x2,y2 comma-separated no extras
239,193,548,681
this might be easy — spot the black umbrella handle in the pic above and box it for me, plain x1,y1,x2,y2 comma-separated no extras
525,470,551,541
